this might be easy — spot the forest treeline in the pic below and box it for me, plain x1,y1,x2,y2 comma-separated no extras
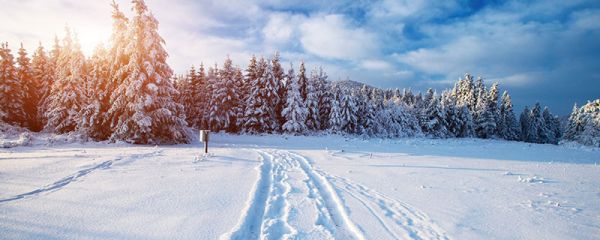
1,0,597,146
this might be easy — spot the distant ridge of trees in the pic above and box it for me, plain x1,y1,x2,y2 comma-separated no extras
1,0,597,146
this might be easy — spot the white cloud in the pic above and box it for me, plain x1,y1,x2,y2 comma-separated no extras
299,14,379,60
360,59,393,71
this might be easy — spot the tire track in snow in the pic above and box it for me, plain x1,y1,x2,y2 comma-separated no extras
322,172,450,240
0,149,163,204
221,150,365,240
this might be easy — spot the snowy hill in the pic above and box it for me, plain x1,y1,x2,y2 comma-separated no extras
1,134,599,239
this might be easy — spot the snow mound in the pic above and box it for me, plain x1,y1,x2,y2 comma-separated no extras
518,175,546,183
0,123,32,148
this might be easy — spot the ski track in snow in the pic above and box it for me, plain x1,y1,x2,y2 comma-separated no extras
222,149,365,240
321,172,450,240
0,149,163,204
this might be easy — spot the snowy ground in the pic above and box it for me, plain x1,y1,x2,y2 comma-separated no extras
1,133,599,239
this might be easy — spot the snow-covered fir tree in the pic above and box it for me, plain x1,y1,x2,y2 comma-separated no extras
421,92,449,138
108,0,188,144
244,58,278,133
271,52,287,130
564,103,582,141
316,67,331,131
340,90,358,134
44,29,87,134
0,43,26,126
474,85,496,138
328,87,343,134
543,107,561,144
208,57,239,132
497,91,520,140
572,100,600,147
488,82,500,136
520,103,550,144
31,43,53,130
282,64,307,134
17,43,39,130
78,45,111,140
298,60,308,102
305,69,320,131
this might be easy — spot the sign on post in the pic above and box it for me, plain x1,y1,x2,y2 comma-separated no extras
199,130,210,153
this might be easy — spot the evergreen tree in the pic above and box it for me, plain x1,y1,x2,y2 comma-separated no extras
328,87,343,134
31,43,53,130
497,91,520,140
282,64,307,134
108,0,188,144
271,52,287,130
208,57,239,132
0,43,26,125
45,29,87,133
17,43,40,130
543,107,561,144
244,58,277,133
474,86,496,138
340,90,358,134
78,45,111,139
317,67,331,130
488,82,500,136
421,94,449,138
520,106,532,141
298,60,308,102
305,69,320,131
564,103,581,140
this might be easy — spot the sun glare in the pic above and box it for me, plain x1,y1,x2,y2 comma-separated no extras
72,23,112,56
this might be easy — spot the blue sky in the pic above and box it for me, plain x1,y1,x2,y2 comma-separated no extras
1,0,599,115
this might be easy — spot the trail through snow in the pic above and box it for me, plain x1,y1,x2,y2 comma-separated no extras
0,150,163,203
222,149,449,240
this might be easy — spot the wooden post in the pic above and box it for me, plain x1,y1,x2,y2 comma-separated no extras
200,130,210,154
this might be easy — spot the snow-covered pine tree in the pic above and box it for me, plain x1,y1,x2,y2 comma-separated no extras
543,107,561,144
576,100,600,147
39,37,61,119
563,103,582,141
44,29,88,133
103,0,130,136
262,58,280,132
497,91,520,140
452,73,477,112
0,43,26,126
239,55,258,132
488,82,500,136
305,69,320,131
31,43,53,131
474,76,485,109
440,91,458,138
317,67,332,130
282,64,307,134
17,43,40,130
357,85,376,136
328,87,343,134
421,93,449,138
243,58,277,133
233,67,245,130
340,90,358,134
520,106,532,141
108,0,188,144
531,103,550,144
202,64,218,129
474,86,496,138
298,60,308,102
78,45,111,140
456,104,475,137
271,52,287,131
208,57,239,132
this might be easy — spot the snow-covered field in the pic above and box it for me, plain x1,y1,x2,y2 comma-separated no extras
1,134,599,239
